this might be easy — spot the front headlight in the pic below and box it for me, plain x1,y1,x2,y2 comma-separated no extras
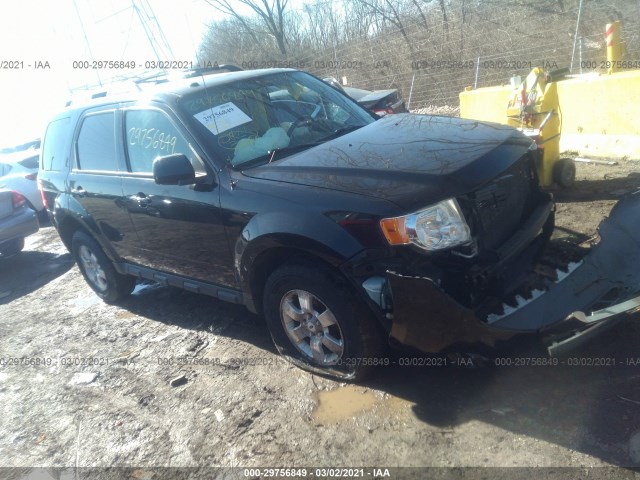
379,199,471,251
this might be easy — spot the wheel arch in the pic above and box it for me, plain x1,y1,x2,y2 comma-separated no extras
242,236,358,316
57,213,90,252
56,211,118,263
236,210,366,314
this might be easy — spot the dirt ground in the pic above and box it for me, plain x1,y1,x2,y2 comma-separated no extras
2,159,640,477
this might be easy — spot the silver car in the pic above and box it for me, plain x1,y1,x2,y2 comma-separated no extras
0,150,44,214
0,189,39,257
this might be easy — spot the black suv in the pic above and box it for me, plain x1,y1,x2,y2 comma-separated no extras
39,68,558,379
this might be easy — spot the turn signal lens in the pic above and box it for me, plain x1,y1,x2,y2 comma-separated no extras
379,216,409,245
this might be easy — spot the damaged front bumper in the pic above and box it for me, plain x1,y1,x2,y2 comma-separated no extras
387,192,640,356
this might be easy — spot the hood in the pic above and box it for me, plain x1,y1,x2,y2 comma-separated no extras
241,114,534,211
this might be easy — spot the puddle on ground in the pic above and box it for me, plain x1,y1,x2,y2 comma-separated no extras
312,385,378,424
312,386,417,425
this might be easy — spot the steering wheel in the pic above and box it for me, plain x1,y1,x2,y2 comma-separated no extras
287,104,323,137
287,116,314,136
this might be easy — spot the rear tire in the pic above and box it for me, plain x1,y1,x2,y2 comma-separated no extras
263,262,386,380
36,209,49,224
0,238,25,257
71,231,135,303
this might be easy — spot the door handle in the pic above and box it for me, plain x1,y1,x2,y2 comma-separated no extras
71,186,86,197
133,192,151,205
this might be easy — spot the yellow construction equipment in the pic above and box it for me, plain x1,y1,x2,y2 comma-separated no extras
460,21,635,186
606,21,624,74
506,67,575,188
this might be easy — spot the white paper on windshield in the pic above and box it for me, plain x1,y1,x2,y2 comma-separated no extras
194,102,252,135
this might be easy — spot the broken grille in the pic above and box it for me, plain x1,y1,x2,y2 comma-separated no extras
468,156,535,251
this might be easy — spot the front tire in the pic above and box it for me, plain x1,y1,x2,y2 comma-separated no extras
263,262,386,380
71,231,135,303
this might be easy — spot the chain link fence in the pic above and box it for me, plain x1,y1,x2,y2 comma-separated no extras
200,0,640,111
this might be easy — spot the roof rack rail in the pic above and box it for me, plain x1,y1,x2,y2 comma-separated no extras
63,64,244,107
133,64,243,85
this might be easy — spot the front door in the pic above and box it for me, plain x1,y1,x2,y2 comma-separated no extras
119,106,236,288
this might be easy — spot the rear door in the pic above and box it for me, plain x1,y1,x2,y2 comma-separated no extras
39,116,73,213
68,108,138,259
119,105,236,288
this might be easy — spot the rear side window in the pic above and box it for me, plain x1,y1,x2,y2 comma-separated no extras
41,118,70,171
77,113,119,171
18,155,39,169
125,109,198,173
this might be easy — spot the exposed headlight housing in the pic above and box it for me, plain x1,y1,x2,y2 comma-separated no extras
379,199,471,251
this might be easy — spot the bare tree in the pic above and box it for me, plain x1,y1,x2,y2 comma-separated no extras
198,0,640,111
414,0,429,31
459,0,466,51
355,0,414,50
343,0,378,40
205,0,290,55
438,0,449,40
303,1,339,48
199,17,266,62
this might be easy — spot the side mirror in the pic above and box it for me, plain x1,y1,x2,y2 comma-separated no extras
153,154,196,185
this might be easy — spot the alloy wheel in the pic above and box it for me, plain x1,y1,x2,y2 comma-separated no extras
279,289,344,365
78,245,108,292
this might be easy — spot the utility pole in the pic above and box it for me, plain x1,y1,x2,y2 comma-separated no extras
72,0,102,87
131,0,175,62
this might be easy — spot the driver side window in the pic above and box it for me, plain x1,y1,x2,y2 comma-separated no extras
125,110,199,173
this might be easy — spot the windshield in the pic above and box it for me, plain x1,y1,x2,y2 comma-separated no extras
179,71,375,167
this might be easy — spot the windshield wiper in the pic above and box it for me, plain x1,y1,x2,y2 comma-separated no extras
317,124,365,142
232,126,366,169
232,142,322,169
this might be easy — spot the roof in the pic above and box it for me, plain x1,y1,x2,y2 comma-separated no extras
63,68,296,112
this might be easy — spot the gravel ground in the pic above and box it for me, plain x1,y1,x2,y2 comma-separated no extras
411,105,461,116
1,159,640,476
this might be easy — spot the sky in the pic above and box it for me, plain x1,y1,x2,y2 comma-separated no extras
0,0,218,149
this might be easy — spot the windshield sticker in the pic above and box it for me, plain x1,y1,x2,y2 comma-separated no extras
194,102,252,135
